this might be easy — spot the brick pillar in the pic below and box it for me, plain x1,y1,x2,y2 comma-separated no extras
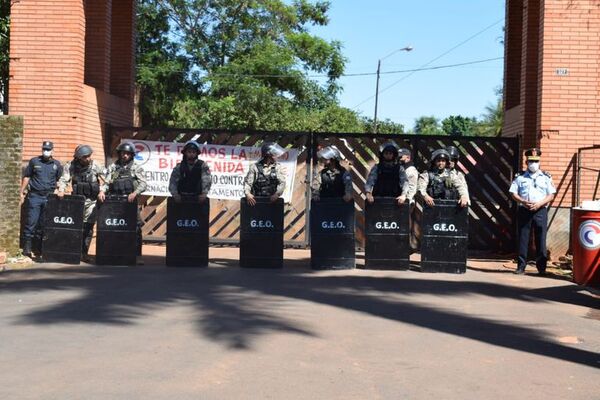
0,116,24,257
84,0,112,91
110,0,135,99
9,0,86,162
520,0,541,152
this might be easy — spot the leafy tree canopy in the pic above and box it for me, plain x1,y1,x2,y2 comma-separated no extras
136,0,362,131
0,0,11,114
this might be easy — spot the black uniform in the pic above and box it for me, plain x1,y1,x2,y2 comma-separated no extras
22,156,63,246
371,163,408,197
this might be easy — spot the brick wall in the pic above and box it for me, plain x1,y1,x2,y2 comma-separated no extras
0,116,24,256
9,0,135,164
84,0,112,92
9,0,86,163
503,0,600,257
538,0,600,206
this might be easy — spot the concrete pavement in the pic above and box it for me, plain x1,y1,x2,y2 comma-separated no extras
1,247,599,399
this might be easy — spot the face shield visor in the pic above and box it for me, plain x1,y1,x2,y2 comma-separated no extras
317,146,343,161
264,143,286,158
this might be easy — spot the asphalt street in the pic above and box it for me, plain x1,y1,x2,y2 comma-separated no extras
1,248,599,399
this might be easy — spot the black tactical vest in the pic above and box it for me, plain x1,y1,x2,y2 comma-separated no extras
71,161,100,199
251,162,279,196
177,160,205,195
373,163,406,197
320,167,346,198
426,170,458,200
109,162,136,195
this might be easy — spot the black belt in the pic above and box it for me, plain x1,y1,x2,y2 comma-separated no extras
29,190,53,196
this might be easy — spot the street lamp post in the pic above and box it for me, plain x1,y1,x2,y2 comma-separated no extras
373,46,413,133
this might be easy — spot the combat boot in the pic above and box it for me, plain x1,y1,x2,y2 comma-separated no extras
22,239,32,258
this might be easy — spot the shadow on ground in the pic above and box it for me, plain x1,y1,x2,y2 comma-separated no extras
1,262,599,368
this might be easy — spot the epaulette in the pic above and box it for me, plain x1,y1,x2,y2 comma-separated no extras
514,170,525,177
542,170,552,178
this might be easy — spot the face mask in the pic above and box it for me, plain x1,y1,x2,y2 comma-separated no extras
528,162,540,173
42,150,52,158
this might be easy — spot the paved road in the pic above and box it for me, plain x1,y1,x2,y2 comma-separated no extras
1,248,599,399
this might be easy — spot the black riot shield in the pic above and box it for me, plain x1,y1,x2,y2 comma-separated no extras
421,199,468,273
166,197,210,267
96,196,138,265
239,197,284,268
42,194,85,264
365,197,410,269
310,198,355,270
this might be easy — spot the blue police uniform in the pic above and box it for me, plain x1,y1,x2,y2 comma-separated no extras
509,169,556,273
22,154,63,246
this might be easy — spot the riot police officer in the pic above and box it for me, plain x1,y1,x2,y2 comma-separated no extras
168,140,212,202
509,148,556,275
244,142,287,206
417,149,469,208
398,148,418,203
446,145,470,204
100,142,148,258
57,145,105,261
20,141,63,257
312,145,352,202
364,142,409,206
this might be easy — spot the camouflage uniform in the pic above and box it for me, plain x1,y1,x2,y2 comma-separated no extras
58,159,105,257
168,160,212,195
102,160,148,196
449,169,470,203
417,168,468,201
311,166,352,199
404,164,419,202
58,160,105,223
102,159,148,256
243,161,286,197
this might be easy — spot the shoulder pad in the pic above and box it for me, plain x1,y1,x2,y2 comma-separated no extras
542,170,552,178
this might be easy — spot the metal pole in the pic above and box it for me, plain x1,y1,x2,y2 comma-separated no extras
373,59,381,133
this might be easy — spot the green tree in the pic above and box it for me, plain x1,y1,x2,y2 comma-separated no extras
136,0,198,126
476,94,503,137
0,0,11,114
136,0,360,131
412,116,443,136
441,115,477,136
362,117,405,134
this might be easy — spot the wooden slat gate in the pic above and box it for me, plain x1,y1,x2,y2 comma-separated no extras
109,127,312,247
109,127,519,251
313,132,520,251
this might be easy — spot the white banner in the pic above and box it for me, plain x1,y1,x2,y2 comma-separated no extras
129,140,298,203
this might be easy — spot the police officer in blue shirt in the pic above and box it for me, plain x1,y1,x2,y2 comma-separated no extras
509,148,556,275
20,141,63,257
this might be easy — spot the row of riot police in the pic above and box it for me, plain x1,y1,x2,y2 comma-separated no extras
307,142,470,272
21,139,468,271
21,141,147,262
20,139,286,265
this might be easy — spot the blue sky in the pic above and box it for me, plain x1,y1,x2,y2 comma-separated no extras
311,1,506,130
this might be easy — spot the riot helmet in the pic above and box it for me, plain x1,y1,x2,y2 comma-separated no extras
74,144,93,159
181,140,201,154
116,141,136,154
398,148,411,158
317,145,343,161
446,146,460,161
260,142,286,158
379,141,400,159
430,149,450,163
